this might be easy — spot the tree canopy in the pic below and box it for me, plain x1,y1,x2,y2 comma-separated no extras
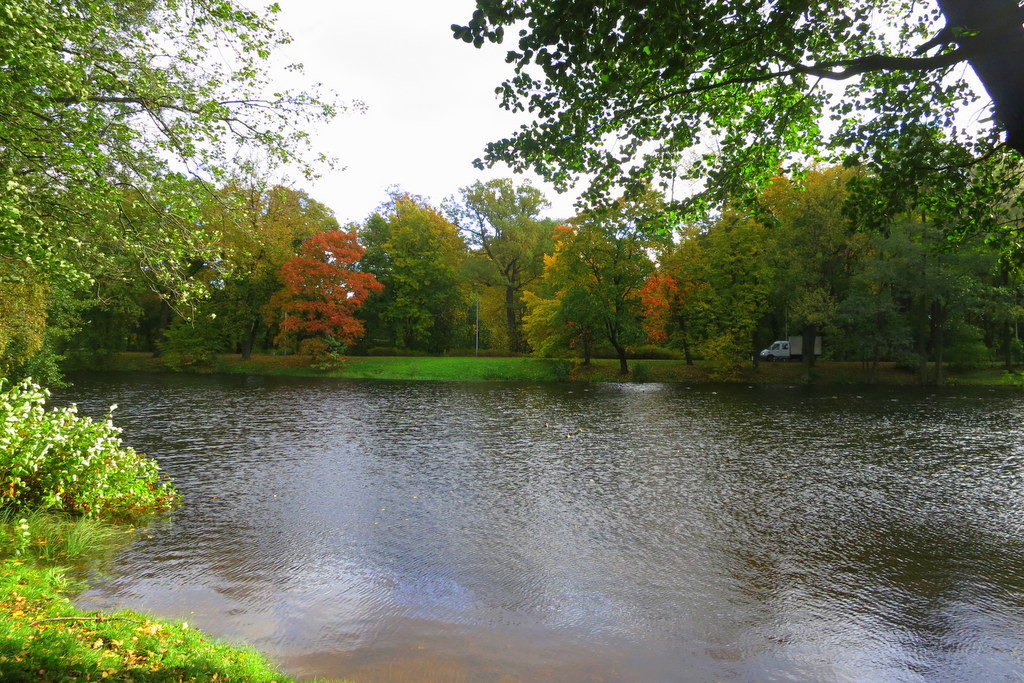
0,0,340,377
446,178,553,352
1,0,337,285
359,193,471,353
526,197,665,373
454,1,1024,241
269,231,382,352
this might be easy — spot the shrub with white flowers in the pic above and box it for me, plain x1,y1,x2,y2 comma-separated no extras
0,379,177,516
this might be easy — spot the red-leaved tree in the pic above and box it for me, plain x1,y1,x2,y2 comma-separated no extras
639,273,678,346
268,231,383,352
639,270,706,366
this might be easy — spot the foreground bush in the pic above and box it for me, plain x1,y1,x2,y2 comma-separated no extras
0,379,176,516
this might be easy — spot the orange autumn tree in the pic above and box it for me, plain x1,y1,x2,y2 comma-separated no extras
640,273,678,346
269,231,383,355
639,269,706,366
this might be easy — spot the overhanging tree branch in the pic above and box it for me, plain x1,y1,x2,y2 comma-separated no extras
788,49,970,80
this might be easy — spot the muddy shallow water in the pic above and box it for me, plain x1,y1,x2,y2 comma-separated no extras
59,374,1024,681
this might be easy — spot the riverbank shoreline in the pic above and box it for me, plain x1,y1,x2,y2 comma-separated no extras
0,382,314,682
78,352,1024,387
0,532,302,682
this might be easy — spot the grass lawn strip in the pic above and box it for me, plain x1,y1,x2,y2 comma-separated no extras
96,351,1024,387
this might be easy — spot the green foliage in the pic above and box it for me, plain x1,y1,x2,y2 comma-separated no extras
526,196,665,372
631,345,686,361
158,315,232,371
998,369,1024,387
0,0,341,380
301,337,352,371
0,0,338,283
210,181,345,357
447,178,555,352
455,1,1024,247
0,266,48,380
760,167,867,334
359,193,471,352
0,510,125,563
631,362,650,383
4,342,67,389
837,274,912,365
522,290,576,359
0,380,176,516
945,323,991,370
702,331,756,379
670,213,775,375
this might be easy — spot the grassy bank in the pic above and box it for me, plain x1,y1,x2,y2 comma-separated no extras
89,351,1024,386
95,352,573,382
0,513,300,682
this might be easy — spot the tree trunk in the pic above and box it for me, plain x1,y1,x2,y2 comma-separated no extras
916,296,930,385
151,299,173,358
677,316,694,365
505,285,528,353
1000,265,1013,369
801,323,817,378
615,343,629,375
607,325,629,374
582,331,592,366
938,0,1024,155
932,301,946,386
240,317,260,361
1003,321,1013,370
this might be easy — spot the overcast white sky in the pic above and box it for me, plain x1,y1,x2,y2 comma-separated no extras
259,1,581,224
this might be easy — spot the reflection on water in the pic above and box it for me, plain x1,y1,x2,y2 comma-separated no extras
58,374,1024,681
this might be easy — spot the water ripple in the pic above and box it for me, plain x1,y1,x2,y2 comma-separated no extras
59,375,1024,681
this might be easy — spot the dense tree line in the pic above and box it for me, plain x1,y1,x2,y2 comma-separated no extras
64,180,555,364
36,168,1021,387
638,167,1024,382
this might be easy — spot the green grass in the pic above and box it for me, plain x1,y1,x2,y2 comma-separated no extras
105,352,572,382
953,367,1024,386
0,512,315,682
0,510,126,565
0,561,295,682
96,352,1024,387
320,355,571,381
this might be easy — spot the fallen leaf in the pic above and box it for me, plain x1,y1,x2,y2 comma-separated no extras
137,622,163,637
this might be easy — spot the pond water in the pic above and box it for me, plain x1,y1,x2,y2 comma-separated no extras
57,373,1024,681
